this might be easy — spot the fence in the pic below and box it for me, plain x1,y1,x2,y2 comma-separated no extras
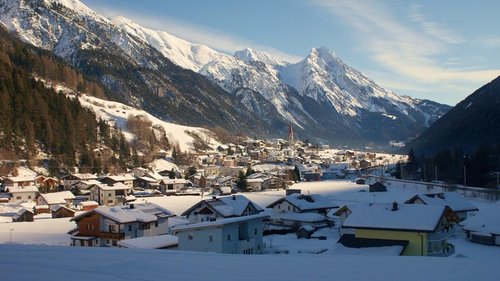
367,176,500,202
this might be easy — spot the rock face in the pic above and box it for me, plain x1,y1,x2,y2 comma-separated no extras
0,0,451,148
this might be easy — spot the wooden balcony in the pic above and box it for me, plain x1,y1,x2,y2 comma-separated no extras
99,232,124,240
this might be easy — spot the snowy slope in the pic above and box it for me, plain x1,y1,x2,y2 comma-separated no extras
112,16,228,72
0,0,451,147
77,95,219,152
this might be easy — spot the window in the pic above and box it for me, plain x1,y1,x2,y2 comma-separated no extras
89,240,92,247
128,225,132,232
209,235,213,242
106,239,110,244
27,196,32,199
227,234,231,241
109,225,116,233
254,228,257,235
288,206,291,211
107,199,113,203
112,240,117,246
188,234,193,241
155,221,158,227
16,196,21,200
108,193,112,197
139,223,150,230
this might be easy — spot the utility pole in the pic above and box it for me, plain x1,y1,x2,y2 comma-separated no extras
463,165,467,187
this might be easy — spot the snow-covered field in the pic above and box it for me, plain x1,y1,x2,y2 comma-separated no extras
0,180,499,280
0,243,497,281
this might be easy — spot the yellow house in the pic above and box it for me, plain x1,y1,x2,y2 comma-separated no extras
342,202,458,256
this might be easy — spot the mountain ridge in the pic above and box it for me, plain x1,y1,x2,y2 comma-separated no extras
0,0,451,148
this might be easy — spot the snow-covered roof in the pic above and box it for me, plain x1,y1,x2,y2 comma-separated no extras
39,191,75,205
405,192,478,212
50,205,74,212
7,186,39,193
161,178,187,185
64,173,97,180
172,214,269,232
79,201,98,206
97,182,130,191
343,203,445,232
267,194,338,211
4,176,36,182
247,178,264,183
462,200,500,235
72,203,174,223
181,195,263,217
272,212,326,222
117,235,178,249
103,174,135,182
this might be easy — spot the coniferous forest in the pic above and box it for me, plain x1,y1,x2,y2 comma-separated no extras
0,27,132,175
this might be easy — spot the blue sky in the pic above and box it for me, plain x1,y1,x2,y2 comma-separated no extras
81,0,500,105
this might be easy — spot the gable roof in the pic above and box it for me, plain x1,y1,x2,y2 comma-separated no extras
266,194,338,211
172,214,268,232
72,203,174,224
405,192,478,212
181,195,263,217
39,191,75,205
102,174,135,182
343,203,447,232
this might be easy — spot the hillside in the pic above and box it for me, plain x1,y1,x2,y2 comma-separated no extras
0,0,451,148
0,26,134,174
409,76,500,155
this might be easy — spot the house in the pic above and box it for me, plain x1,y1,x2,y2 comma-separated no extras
267,193,338,215
181,195,264,224
172,214,268,254
78,201,99,211
35,175,59,191
6,186,39,204
136,172,164,189
359,159,372,169
51,205,76,218
266,193,338,228
369,182,387,192
89,183,134,206
100,174,135,189
159,178,187,195
62,173,98,190
2,175,36,189
405,192,478,221
12,208,34,222
342,202,459,256
331,205,353,225
461,203,500,246
69,203,175,247
247,178,264,191
69,179,102,196
117,235,178,249
36,191,75,208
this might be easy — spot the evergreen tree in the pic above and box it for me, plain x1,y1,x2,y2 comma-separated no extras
293,165,301,182
236,170,248,191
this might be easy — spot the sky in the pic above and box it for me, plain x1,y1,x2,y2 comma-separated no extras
80,0,500,106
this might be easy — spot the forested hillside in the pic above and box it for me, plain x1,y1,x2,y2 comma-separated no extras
0,27,132,174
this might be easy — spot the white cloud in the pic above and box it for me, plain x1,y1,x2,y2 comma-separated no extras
90,6,302,62
308,0,499,91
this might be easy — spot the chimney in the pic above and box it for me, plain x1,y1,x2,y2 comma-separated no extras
129,203,134,209
392,201,398,211
212,196,217,200
232,195,236,200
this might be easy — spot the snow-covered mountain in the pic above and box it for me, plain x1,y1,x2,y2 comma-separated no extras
0,0,451,148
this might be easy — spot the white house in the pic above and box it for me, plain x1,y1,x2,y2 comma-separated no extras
181,195,264,224
159,178,187,195
100,174,135,189
266,193,338,228
405,192,478,221
89,183,134,206
62,173,98,190
6,186,39,204
172,214,268,254
69,203,175,247
36,191,75,208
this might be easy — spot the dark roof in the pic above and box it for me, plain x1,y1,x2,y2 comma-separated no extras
337,234,408,254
